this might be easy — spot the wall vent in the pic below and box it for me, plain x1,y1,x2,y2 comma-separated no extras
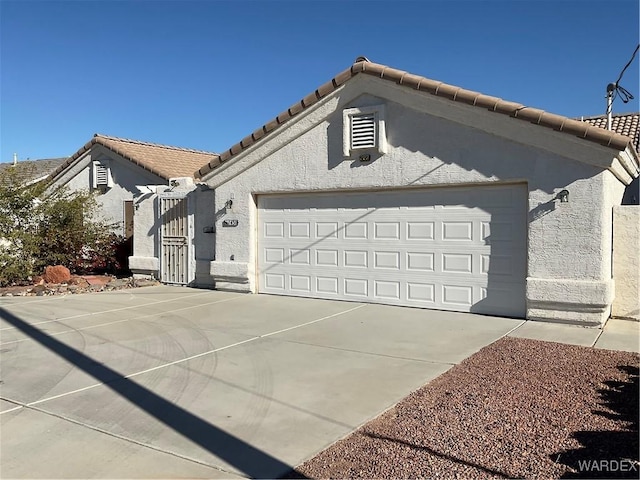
351,113,376,149
92,160,113,189
343,104,387,157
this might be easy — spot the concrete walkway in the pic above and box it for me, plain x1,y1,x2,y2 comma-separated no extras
0,286,637,479
509,316,639,353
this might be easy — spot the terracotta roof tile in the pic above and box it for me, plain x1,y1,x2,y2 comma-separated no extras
195,58,638,179
48,134,218,183
580,113,640,151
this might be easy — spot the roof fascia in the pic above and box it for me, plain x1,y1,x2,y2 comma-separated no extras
356,75,633,172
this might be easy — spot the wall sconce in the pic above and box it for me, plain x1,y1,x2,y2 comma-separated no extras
225,192,235,210
555,189,569,203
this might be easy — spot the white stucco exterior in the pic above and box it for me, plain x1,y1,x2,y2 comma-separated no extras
202,75,638,326
129,180,216,287
612,205,640,320
45,145,166,234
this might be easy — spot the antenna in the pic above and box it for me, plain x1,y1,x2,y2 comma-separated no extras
605,43,639,130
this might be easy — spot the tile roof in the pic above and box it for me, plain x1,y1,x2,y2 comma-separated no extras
195,57,639,179
580,113,639,151
0,158,67,186
48,134,218,183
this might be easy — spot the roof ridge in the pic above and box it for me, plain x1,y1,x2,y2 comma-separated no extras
94,133,217,155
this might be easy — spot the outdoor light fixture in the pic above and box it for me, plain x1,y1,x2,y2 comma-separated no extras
359,153,371,162
225,199,233,209
556,189,569,203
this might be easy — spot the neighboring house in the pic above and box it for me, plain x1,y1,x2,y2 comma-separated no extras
191,57,639,327
0,157,67,186
581,112,640,151
45,134,218,277
581,112,639,205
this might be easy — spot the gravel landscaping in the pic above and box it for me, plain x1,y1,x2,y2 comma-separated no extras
287,337,639,479
0,275,159,297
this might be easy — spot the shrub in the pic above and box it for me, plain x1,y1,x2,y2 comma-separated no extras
0,165,124,286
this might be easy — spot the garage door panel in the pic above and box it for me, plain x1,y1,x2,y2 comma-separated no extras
316,222,339,238
290,275,312,292
316,276,339,294
374,251,401,270
258,185,526,317
374,280,401,300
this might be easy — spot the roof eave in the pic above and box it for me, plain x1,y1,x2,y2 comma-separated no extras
195,59,637,180
46,134,184,184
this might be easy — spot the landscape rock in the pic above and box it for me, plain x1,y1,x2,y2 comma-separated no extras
42,265,71,284
0,275,160,297
69,276,90,288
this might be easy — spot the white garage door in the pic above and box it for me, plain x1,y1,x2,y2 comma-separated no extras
257,185,527,317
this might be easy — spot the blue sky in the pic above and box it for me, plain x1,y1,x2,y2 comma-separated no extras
1,0,639,162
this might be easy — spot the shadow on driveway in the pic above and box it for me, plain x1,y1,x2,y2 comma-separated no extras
0,306,304,479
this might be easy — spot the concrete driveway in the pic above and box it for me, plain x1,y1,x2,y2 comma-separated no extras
0,286,524,478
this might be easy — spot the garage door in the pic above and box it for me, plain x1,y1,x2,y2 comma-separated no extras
257,185,527,317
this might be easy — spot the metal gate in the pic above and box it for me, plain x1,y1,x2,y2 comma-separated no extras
159,194,192,284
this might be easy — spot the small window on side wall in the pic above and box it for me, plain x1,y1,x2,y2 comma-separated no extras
92,160,113,190
343,104,387,157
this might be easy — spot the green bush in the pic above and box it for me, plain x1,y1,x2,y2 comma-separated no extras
0,165,123,286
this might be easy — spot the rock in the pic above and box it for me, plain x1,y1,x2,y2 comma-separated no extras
108,278,132,289
69,276,90,288
43,265,71,284
133,278,159,288
33,276,45,286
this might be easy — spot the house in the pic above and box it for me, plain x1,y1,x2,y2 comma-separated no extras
45,134,218,279
581,112,639,151
191,57,639,327
0,157,67,186
582,112,640,205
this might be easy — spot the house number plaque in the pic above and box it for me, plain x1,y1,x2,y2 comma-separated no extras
222,219,239,227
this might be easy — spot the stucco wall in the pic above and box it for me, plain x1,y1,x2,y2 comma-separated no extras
48,146,166,234
205,76,630,326
129,191,159,278
129,183,215,287
612,205,640,320
192,186,216,288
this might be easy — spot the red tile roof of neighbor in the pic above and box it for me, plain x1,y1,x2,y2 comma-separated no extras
580,113,640,151
195,57,639,179
48,134,218,182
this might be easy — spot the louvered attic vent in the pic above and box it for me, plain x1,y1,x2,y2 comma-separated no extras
343,104,387,157
351,113,376,149
92,160,113,189
96,164,109,184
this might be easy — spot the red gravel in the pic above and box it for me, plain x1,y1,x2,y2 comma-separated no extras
286,337,639,479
